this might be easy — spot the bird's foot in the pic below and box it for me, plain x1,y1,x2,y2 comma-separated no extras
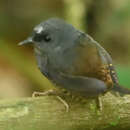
95,96,103,111
110,91,121,97
32,89,69,112
32,89,56,97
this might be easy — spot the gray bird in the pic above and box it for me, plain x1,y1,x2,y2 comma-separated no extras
19,18,130,110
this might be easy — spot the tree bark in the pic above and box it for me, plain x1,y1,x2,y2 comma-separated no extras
0,92,130,130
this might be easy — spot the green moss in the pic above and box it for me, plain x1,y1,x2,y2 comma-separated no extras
90,103,96,112
109,116,120,126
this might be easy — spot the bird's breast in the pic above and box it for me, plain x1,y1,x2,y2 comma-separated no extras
34,48,51,79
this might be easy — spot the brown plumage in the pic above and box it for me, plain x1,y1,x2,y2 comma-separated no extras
68,38,114,92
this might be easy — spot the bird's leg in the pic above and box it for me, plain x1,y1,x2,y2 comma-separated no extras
56,96,69,112
32,89,69,112
95,96,103,111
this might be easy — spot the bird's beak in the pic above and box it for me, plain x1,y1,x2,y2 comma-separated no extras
18,37,33,46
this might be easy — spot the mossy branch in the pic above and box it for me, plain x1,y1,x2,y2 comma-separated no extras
0,93,130,130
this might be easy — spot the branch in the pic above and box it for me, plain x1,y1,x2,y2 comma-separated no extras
0,93,130,130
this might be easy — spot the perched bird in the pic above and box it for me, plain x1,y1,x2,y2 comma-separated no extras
19,18,130,110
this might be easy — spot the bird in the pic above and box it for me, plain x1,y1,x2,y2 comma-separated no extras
19,18,130,111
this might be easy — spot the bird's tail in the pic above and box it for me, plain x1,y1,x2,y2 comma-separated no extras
112,84,130,95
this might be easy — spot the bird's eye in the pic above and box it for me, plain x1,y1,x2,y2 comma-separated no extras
33,32,51,42
43,34,51,42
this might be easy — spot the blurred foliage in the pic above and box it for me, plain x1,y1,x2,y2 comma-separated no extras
85,0,130,62
117,66,130,87
0,0,130,98
0,40,53,90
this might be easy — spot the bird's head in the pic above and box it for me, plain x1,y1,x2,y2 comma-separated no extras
19,18,82,55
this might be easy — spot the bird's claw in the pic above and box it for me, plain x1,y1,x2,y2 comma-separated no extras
32,89,69,112
32,89,56,97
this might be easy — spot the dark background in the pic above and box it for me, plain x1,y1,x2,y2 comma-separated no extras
0,0,130,98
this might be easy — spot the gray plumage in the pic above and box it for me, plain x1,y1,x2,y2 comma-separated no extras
19,18,130,97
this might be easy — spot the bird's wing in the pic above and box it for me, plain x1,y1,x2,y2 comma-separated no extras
68,34,115,89
94,39,130,94
69,34,130,95
93,38,119,85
